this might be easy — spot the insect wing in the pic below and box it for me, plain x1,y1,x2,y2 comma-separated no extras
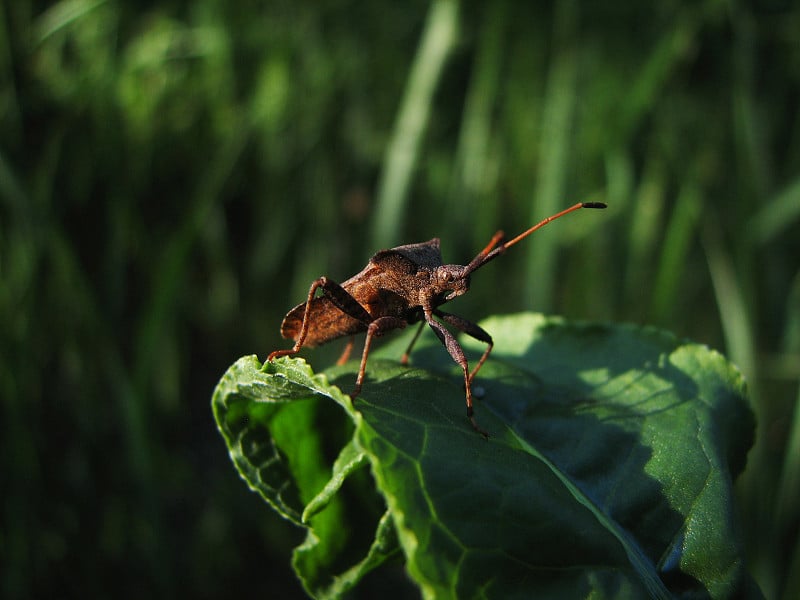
280,297,368,346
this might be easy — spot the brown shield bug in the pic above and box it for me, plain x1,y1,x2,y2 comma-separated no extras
268,201,607,436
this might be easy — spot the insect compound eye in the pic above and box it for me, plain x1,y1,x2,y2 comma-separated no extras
437,266,464,287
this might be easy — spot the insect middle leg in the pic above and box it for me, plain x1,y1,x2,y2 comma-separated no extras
351,316,408,398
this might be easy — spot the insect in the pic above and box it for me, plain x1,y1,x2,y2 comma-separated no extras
268,201,607,436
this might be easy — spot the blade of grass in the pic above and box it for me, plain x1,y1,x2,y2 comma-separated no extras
33,0,107,43
730,4,771,204
371,0,459,248
781,524,800,600
0,150,29,219
0,1,21,132
650,180,702,324
604,149,634,213
524,0,578,312
132,118,249,389
750,177,800,245
703,213,771,595
616,12,698,142
623,155,666,318
39,221,175,596
702,214,757,393
447,0,506,247
774,273,800,599
776,383,800,543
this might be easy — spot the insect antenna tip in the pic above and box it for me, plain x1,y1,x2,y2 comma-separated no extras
581,202,607,209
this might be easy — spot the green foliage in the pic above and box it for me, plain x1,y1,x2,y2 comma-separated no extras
2,0,798,598
214,314,759,598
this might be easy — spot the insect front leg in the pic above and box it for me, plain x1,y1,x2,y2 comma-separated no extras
433,310,493,386
424,308,489,438
267,276,373,361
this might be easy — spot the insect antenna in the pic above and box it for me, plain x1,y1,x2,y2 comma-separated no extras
464,202,606,275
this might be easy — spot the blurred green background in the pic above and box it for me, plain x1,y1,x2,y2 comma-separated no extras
2,0,799,598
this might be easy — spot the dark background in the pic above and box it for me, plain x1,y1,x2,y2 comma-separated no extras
2,0,798,598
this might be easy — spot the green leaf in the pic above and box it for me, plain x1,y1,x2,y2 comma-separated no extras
212,355,396,599
212,313,759,599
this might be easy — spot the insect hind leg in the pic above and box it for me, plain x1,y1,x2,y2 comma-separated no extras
267,276,373,362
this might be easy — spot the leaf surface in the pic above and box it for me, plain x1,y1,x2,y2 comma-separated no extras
212,313,758,599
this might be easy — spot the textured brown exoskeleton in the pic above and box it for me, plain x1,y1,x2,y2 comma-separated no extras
268,202,607,436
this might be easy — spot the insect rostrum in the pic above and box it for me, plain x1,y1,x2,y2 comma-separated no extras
268,202,607,437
